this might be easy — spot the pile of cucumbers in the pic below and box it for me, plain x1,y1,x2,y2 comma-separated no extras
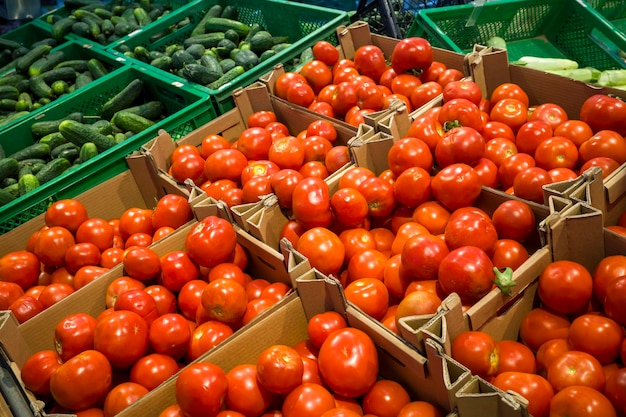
117,4,293,91
0,44,115,128
0,78,166,206
0,34,61,74
47,0,183,46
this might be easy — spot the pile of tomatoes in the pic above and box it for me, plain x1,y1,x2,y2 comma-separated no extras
0,194,193,323
449,255,626,417
15,214,293,416
159,310,444,417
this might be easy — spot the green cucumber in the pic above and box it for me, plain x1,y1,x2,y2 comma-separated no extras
207,65,245,90
41,132,67,149
220,5,238,20
0,74,27,87
0,38,20,51
31,112,84,138
72,21,92,38
75,71,93,89
0,99,17,111
29,76,54,99
14,44,52,74
59,119,118,152
101,79,144,120
87,58,108,79
51,142,79,159
55,59,89,72
51,80,69,96
40,67,78,84
0,85,19,100
111,110,155,133
18,173,39,196
0,158,19,182
8,143,50,161
56,146,80,163
34,158,71,185
51,17,77,40
89,119,113,135
121,101,164,120
183,32,225,49
78,142,98,162
191,4,223,37
233,49,259,71
204,17,249,37
150,55,172,71
0,187,17,206
134,7,152,26
0,111,29,128
182,63,220,85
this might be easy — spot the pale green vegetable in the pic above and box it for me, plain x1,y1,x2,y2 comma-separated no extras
513,56,579,71
486,36,507,49
546,67,601,83
597,69,626,87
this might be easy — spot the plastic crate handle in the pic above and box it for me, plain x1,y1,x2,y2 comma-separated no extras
465,0,489,27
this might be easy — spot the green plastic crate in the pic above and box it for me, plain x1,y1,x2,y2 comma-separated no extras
409,0,626,70
581,0,626,64
0,20,65,73
290,0,357,12
0,40,128,132
36,0,196,48
0,65,216,235
108,0,350,114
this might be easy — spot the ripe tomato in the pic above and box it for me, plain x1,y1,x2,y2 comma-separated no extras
0,281,24,310
358,176,396,218
547,350,605,392
519,307,570,352
45,199,89,233
515,120,553,156
268,136,305,170
391,37,433,76
397,401,443,417
438,246,494,302
387,137,434,176
579,156,620,178
35,226,75,267
491,200,536,242
401,233,449,281
287,82,316,108
64,242,101,274
438,98,484,132
555,119,594,147
410,81,443,110
296,227,345,276
330,187,369,228
312,40,339,66
185,216,237,268
9,295,44,323
435,126,485,168
76,217,115,252
579,93,626,136
431,163,482,211
568,313,624,365
534,136,578,171
226,365,276,416
579,129,626,165
152,194,193,231
451,331,499,378
292,177,332,229
354,45,388,84
550,385,617,417
496,340,537,374
444,209,498,256
130,353,179,391
114,288,159,326
605,367,626,415
200,134,230,159
344,278,389,320
325,146,350,174
123,246,161,281
603,276,626,326
498,153,536,191
103,382,148,417
490,83,529,107
442,80,482,105
175,362,228,417
49,350,112,411
513,166,552,204
593,255,626,303
538,260,593,314
53,312,97,362
536,338,571,377
237,127,273,161
317,327,378,398
406,111,444,153
394,290,442,330
20,349,61,397
159,250,200,293
484,137,518,167
186,320,233,361
203,149,248,183
93,310,149,369
201,278,248,323
362,379,410,417
282,382,336,417
0,250,40,290
118,208,154,242
256,344,304,394
528,103,568,130
491,239,529,271
490,98,528,132
491,372,554,417
307,311,348,349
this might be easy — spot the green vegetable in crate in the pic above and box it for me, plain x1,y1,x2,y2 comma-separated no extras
0,85,19,101
123,100,164,120
87,58,108,79
59,119,117,152
100,78,144,120
52,17,77,40
190,4,223,37
8,143,51,161
34,158,71,185
31,112,83,138
78,142,98,163
111,110,155,133
204,17,250,38
249,31,274,54
28,51,66,77
0,158,19,182
233,49,259,71
486,36,507,50
207,65,245,90
182,63,221,85
596,69,626,87
14,44,52,74
29,76,54,100
18,174,40,196
183,33,225,49
171,50,196,70
512,56,579,71
0,187,17,206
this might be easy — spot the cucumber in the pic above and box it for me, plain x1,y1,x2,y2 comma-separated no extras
0,85,19,100
207,65,245,90
55,59,90,72
74,9,104,25
122,101,164,120
8,143,50,161
101,19,115,36
18,158,47,169
233,49,259,71
3,183,18,198
78,142,98,162
0,38,20,51
51,80,69,96
111,110,155,133
0,187,17,206
40,67,77,84
204,17,249,38
220,5,238,20
183,32,225,49
29,76,54,99
134,7,152,26
15,44,52,74
59,119,118,152
133,45,151,62
114,21,133,37
200,54,223,76
101,79,144,120
56,146,80,163
87,58,108,79
0,74,27,87
15,92,33,112
89,119,113,135
94,8,113,19
182,63,220,85
0,158,19,182
51,17,77,40
41,132,67,149
50,141,78,159
18,163,33,178
150,55,172,71
71,21,92,38
30,38,58,49
185,43,206,60
19,173,40,195
249,31,274,54
190,4,224,37
0,111,29,128
75,71,93,89
34,158,71,185
171,50,195,70
31,112,84,138
0,99,17,111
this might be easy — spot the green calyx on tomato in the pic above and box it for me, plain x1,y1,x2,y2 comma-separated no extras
493,267,516,296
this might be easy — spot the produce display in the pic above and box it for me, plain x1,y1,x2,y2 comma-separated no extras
2,5,626,417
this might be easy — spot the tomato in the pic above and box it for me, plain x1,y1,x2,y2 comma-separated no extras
451,331,499,378
580,94,626,136
103,381,148,417
307,311,348,350
0,250,40,290
301,61,333,94
256,344,304,394
152,194,193,231
568,313,624,365
444,209,498,256
53,312,97,363
387,137,434,177
43,200,87,234
482,120,516,142
268,136,304,171
551,385,617,417
498,153,536,191
353,45,388,84
287,81,316,108
0,281,24,310
390,221,430,256
312,40,339,66
9,295,44,323
76,217,115,252
535,338,571,377
406,111,444,153
226,364,274,417
186,320,233,361
547,350,606,392
325,146,350,174
579,130,626,165
491,239,529,271
490,98,528,132
579,156,620,178
397,401,443,417
528,103,568,130
362,379,410,417
158,250,199,293
538,260,593,314
317,327,378,398
438,246,494,303
185,216,237,268
437,68,464,88
491,372,554,417
63,242,100,275
489,83,529,107
72,265,109,290
491,200,536,243
129,353,179,392
438,98,484,132
513,166,552,204
496,340,537,374
411,201,450,236
121,246,160,282
391,37,433,76
410,81,443,110
339,167,375,190
20,350,61,397
554,119,594,148
330,187,369,228
114,288,159,327
431,163,482,211
200,134,230,159
442,79,482,105
291,177,332,230
344,278,389,320
159,404,184,417
176,362,228,417
282,382,336,417
93,310,149,369
394,290,442,330
515,120,553,156
34,226,75,267
296,227,345,276
605,367,626,415
534,136,579,171
593,255,626,303
358,176,396,218
484,137,518,168
435,126,485,168
50,350,113,411
401,233,449,281
200,278,248,324
603,276,626,326
519,306,571,352
247,111,276,129
268,169,302,210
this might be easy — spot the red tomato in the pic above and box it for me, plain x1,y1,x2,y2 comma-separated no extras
20,350,61,397
451,331,499,378
603,276,626,326
200,134,229,159
130,353,179,391
519,307,570,352
568,313,624,365
401,233,449,281
159,250,200,293
435,126,485,168
175,362,228,417
282,382,336,417
534,136,578,171
325,146,350,174
292,177,332,229
201,278,248,324
579,156,620,178
45,199,89,233
344,278,389,320
0,281,24,310
358,176,396,218
93,310,149,369
579,93,626,136
528,103,568,130
431,163,482,211
317,327,379,398
438,98,484,132
296,227,345,276
103,381,148,417
491,372,554,417
482,120,516,142
397,401,443,417
76,217,115,252
391,37,433,76
53,312,97,362
412,201,450,235
270,168,304,210
331,187,369,228
547,350,606,392
34,226,75,267
269,136,304,170
579,129,626,165
444,209,498,256
362,379,411,417
9,295,44,323
406,111,444,153
513,166,552,204
185,216,237,268
438,246,494,303
387,137,434,176
442,79,482,105
226,364,274,416
550,385,617,417
256,344,304,394
484,137,518,167
491,200,536,242
538,260,593,314
307,311,348,349
593,255,626,303
515,120,553,156
489,83,529,107
312,40,339,66
394,290,442,330
354,45,388,84
152,194,192,231
203,149,248,183
490,98,528,132
496,340,537,374
49,350,113,411
498,153,536,191
491,239,529,271
605,367,626,415
186,320,233,362
64,242,101,274
536,338,571,377
122,246,161,282
410,81,443,110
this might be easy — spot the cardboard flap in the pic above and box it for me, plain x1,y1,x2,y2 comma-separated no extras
280,241,312,286
230,201,264,231
295,269,349,319
455,377,529,417
377,101,413,139
466,45,511,99
141,128,176,173
599,163,626,227
259,63,285,95
246,195,289,250
349,130,394,174
191,196,232,223
234,225,289,284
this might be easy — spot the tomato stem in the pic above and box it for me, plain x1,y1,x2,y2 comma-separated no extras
492,267,516,296
442,120,462,131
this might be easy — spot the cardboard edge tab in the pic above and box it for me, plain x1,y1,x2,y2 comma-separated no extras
454,377,529,417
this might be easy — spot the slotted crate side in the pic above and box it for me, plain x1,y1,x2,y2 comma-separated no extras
409,0,626,70
291,0,358,11
0,65,216,234
109,0,349,114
